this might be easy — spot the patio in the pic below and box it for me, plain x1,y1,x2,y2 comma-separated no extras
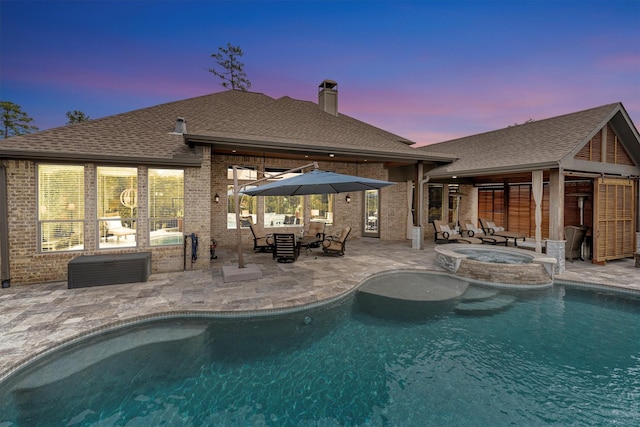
1,238,639,380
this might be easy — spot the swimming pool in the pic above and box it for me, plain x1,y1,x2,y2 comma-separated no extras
1,283,639,426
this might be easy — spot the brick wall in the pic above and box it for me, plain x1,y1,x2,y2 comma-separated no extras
210,157,405,249
1,151,407,285
0,147,212,285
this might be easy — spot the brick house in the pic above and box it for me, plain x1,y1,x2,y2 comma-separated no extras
0,81,447,285
1,81,639,286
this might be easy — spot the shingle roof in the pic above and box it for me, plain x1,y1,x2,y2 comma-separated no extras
0,90,447,165
419,102,639,177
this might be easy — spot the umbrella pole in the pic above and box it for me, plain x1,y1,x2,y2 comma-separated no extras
234,166,245,269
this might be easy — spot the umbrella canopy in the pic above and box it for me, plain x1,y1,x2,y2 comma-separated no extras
240,169,395,196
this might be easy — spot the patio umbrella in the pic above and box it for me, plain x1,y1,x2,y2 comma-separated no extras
224,165,395,283
240,169,395,196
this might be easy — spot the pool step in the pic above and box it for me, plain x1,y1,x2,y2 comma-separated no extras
460,287,499,302
454,294,516,315
14,324,208,389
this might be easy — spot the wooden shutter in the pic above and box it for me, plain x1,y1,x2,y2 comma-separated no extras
478,188,504,226
506,184,550,238
593,178,636,263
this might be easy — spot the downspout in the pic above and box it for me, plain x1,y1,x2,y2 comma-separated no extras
1,164,10,288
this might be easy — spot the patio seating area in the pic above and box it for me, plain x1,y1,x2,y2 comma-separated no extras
1,237,639,380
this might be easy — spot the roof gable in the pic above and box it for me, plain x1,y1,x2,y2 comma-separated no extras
420,102,640,177
574,122,636,166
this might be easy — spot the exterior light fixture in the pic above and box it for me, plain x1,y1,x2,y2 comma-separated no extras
214,193,220,203
345,194,351,203
329,153,335,158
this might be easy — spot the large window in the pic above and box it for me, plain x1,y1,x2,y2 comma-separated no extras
227,166,258,229
97,166,137,248
149,169,184,246
310,194,334,224
265,195,303,227
227,184,257,229
264,168,304,227
38,164,84,252
428,185,443,223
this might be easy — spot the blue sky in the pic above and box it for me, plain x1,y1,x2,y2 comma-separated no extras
1,0,639,145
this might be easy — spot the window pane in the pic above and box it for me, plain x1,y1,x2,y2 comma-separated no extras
310,194,334,225
265,195,303,227
227,166,257,180
38,164,84,252
263,168,304,227
428,185,443,223
97,166,137,248
227,184,257,229
149,169,184,246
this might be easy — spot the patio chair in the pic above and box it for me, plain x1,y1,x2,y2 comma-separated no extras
479,218,527,246
244,216,273,252
300,221,326,251
322,227,351,256
103,217,136,243
565,225,588,262
272,233,300,263
460,219,508,246
433,220,482,244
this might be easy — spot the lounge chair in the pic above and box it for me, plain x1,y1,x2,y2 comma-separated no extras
565,225,588,262
433,220,482,244
244,216,273,252
104,217,136,243
460,219,508,246
479,218,527,245
322,227,351,256
272,233,300,263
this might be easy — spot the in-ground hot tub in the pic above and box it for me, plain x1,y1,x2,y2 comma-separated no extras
434,244,556,288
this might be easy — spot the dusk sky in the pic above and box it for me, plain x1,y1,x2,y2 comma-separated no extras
1,0,639,145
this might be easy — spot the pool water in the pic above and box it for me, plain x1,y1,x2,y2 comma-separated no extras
1,286,639,426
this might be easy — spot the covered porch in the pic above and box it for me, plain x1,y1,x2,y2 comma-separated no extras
419,103,640,273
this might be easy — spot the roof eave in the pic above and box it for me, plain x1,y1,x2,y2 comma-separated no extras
0,150,203,167
184,134,456,163
426,161,560,179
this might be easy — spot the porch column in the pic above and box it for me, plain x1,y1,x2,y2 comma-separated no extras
415,168,430,250
547,169,565,273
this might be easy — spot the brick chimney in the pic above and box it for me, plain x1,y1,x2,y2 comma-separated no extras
318,80,338,116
